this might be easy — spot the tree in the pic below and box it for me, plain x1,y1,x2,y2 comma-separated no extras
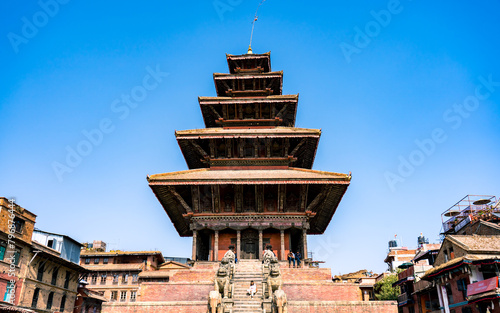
374,273,400,300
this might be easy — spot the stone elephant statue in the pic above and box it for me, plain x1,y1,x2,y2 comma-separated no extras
272,289,287,313
208,290,222,313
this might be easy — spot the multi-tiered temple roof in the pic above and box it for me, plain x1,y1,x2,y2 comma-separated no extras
149,51,350,261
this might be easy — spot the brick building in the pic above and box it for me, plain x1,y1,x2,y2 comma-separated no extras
80,250,164,304
422,235,500,313
73,281,106,313
332,270,379,301
0,197,86,313
0,197,36,306
393,195,500,313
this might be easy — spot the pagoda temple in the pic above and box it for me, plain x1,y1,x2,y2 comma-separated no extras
148,51,351,263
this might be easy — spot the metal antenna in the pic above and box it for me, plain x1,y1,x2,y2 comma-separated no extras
248,0,267,54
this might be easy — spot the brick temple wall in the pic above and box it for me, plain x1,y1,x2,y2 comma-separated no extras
281,267,362,301
283,283,363,301
102,262,397,313
287,300,398,313
103,301,207,313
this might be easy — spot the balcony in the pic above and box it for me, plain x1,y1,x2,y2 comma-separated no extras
414,279,433,293
397,292,414,306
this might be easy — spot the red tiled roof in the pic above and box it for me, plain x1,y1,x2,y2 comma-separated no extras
148,168,350,185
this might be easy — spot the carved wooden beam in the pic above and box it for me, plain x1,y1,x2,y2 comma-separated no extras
221,80,231,90
289,138,307,157
207,104,222,120
188,140,209,158
168,186,192,213
306,186,332,212
276,103,289,119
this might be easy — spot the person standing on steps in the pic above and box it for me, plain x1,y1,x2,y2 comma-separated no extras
287,251,295,268
247,280,257,298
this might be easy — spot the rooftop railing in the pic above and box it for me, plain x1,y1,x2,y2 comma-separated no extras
441,195,498,234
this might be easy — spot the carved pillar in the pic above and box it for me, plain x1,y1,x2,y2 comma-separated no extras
191,186,199,213
303,228,308,260
212,185,220,213
222,104,227,119
238,105,243,119
235,185,243,213
214,230,219,262
256,185,264,213
192,230,197,261
266,139,271,157
237,230,241,260
258,229,263,260
284,138,290,156
239,138,244,157
226,138,232,158
209,139,216,158
280,229,285,261
278,185,285,212
299,185,308,212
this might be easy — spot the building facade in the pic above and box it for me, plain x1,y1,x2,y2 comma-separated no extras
32,229,82,264
394,195,500,313
0,197,86,313
0,197,36,306
80,250,164,304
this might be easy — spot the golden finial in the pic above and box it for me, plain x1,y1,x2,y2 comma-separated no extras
247,0,267,54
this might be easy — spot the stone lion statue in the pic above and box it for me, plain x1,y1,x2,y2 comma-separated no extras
208,290,222,313
266,257,282,298
272,289,288,313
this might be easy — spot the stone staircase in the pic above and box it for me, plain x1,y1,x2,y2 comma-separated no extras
232,259,263,313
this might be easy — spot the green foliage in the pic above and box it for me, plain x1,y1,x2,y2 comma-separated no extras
374,273,400,300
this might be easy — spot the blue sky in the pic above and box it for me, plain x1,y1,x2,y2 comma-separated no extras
1,0,499,275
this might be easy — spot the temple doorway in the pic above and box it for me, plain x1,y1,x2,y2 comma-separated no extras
240,229,258,259
197,229,210,261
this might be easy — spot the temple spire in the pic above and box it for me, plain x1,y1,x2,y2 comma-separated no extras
248,0,267,54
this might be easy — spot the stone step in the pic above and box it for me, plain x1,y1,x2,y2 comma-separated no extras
232,261,264,313
233,290,262,298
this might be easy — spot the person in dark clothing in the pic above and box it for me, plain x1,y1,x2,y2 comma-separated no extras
295,251,302,267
